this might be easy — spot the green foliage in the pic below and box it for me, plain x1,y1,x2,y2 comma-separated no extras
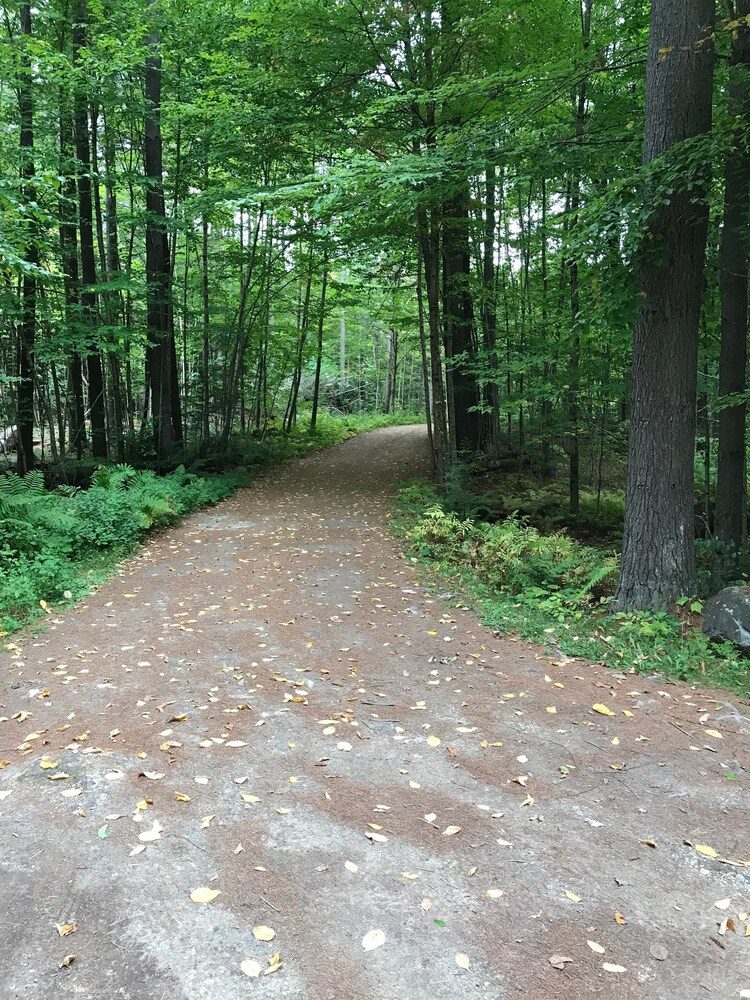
404,487,619,606
0,464,247,633
395,481,749,697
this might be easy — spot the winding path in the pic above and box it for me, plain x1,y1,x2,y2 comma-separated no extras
1,425,748,1000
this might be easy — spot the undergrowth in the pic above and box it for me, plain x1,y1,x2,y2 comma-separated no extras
394,481,749,697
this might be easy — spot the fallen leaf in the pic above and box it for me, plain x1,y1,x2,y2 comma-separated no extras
650,943,668,961
200,814,215,829
614,912,627,925
602,963,627,973
345,860,358,873
366,831,388,843
455,953,470,970
715,898,731,910
189,887,220,903
241,959,262,978
56,923,76,937
426,735,441,748
138,821,163,843
587,941,605,954
253,925,276,942
704,729,722,739
486,889,503,899
59,954,76,969
549,954,573,970
694,844,718,859
129,844,146,856
565,891,582,903
442,825,461,836
362,929,385,951
593,703,616,717
98,825,108,840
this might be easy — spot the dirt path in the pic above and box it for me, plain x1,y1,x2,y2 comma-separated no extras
0,425,748,1000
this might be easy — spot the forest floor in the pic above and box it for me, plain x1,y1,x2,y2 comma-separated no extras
0,425,749,1000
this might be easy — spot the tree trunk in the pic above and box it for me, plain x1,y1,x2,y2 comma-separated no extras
442,188,481,452
145,0,175,460
16,2,36,474
73,0,107,459
613,0,715,610
310,252,328,432
715,2,750,548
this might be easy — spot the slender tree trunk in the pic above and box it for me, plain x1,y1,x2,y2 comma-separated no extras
16,2,36,474
73,0,107,459
715,2,750,548
310,252,328,432
145,0,174,460
613,0,715,610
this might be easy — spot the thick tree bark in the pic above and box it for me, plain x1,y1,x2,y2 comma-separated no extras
613,0,715,610
73,0,107,459
16,2,36,474
145,0,175,459
442,189,481,452
715,3,750,548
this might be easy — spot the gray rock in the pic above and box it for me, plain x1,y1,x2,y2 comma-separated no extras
702,586,750,654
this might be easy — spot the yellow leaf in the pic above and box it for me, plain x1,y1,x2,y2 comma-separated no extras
200,814,215,829
59,954,76,968
546,707,557,714
442,825,462,836
175,792,191,802
565,890,582,903
240,959,262,978
455,953,470,970
40,758,59,770
189,887,220,903
704,729,722,739
253,925,276,942
486,889,503,899
592,703,615,717
241,794,261,804
695,844,718,859
56,923,76,937
426,735,441,748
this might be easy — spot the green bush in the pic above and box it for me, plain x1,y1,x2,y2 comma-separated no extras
407,504,619,606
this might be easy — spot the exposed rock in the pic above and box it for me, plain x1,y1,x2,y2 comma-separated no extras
702,586,750,655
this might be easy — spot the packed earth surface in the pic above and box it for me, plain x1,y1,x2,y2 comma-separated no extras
1,425,749,1000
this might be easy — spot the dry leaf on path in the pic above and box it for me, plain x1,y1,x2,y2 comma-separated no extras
587,941,605,954
455,953,470,970
253,925,276,942
592,704,616,717
549,955,573,970
189,887,220,903
362,929,385,951
602,963,627,973
241,959,262,978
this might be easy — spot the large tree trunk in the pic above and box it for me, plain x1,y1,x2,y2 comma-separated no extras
16,2,36,474
715,2,750,549
442,189,481,452
145,0,175,459
73,0,107,459
613,0,715,610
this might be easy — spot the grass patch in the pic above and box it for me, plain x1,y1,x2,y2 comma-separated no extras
393,480,749,698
